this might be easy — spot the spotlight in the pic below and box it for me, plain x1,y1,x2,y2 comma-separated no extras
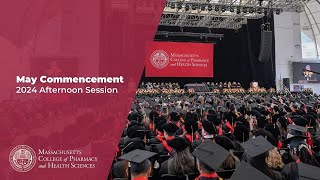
221,6,226,12
208,4,213,11
296,6,302,12
215,6,219,11
177,2,182,9
201,4,206,11
237,8,241,14
276,9,281,15
249,8,254,13
230,7,234,12
192,3,198,10
170,3,175,9
185,4,190,11
243,8,247,13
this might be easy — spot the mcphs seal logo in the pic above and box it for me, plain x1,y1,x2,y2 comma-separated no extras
150,50,169,69
9,145,36,172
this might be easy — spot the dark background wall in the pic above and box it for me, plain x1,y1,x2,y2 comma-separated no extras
140,17,276,88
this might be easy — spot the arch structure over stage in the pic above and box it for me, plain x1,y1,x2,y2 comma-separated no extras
300,0,320,59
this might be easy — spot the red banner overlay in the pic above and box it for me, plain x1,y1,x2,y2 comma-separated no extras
0,0,166,179
145,41,214,77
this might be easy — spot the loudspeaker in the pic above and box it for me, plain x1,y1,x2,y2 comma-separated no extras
283,78,290,89
258,31,273,62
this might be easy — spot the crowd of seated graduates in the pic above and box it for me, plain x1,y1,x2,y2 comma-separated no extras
110,93,320,180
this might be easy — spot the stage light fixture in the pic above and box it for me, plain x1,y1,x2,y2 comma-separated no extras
185,4,190,11
177,3,182,9
257,8,263,14
192,3,198,10
230,7,234,12
201,4,206,11
208,4,213,11
170,3,175,9
243,8,247,13
276,9,281,15
221,6,226,12
237,8,241,14
215,6,219,12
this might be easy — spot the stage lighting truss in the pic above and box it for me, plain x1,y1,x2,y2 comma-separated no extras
160,0,306,29
156,31,224,39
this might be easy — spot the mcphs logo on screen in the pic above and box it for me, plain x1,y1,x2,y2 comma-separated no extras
146,41,214,78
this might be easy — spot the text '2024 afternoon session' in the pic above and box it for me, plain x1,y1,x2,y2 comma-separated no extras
15,76,125,94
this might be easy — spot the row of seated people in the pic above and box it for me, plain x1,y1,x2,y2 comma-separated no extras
138,82,243,91
110,95,320,180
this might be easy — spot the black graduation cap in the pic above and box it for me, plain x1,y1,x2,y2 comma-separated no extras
122,139,146,154
162,123,179,134
204,103,213,109
230,161,272,180
127,123,146,139
218,106,227,113
297,162,320,180
119,149,156,163
215,135,235,151
177,108,187,115
287,124,307,137
192,139,230,171
241,136,274,158
169,107,176,113
235,103,242,110
284,105,292,112
207,114,222,126
251,109,262,117
149,101,159,108
167,137,189,152
202,120,217,135
144,109,151,116
283,124,308,145
131,103,138,110
304,114,317,127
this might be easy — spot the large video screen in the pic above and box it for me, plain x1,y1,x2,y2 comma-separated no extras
145,42,214,77
292,62,320,83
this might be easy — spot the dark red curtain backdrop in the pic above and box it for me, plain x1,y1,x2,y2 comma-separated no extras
145,42,214,77
0,0,165,179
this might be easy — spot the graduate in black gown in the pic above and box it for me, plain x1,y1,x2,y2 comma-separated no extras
154,123,179,156
192,140,231,180
241,136,283,180
281,125,320,180
119,149,157,180
112,138,146,178
159,137,197,177
168,111,183,135
192,119,217,151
